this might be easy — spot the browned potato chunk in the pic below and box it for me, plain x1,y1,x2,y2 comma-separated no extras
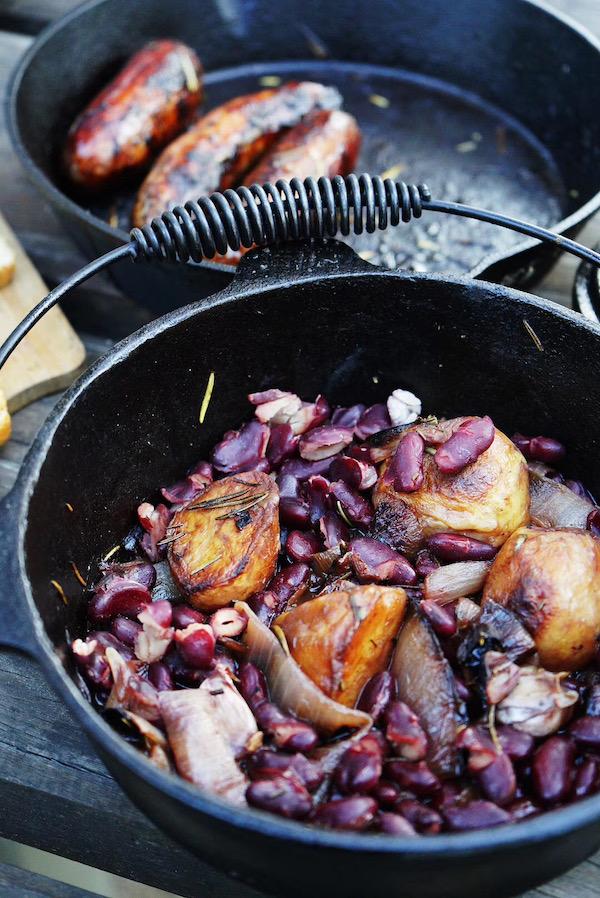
275,584,407,707
168,471,279,611
373,417,529,553
483,526,600,671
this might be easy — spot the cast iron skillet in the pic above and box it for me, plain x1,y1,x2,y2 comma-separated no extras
2,181,600,897
8,0,600,312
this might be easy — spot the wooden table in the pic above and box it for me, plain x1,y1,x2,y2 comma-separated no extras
1,2,600,896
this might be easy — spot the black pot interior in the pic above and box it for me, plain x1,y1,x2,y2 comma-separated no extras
11,0,600,281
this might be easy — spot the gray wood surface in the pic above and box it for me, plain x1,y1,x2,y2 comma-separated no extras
1,1,600,896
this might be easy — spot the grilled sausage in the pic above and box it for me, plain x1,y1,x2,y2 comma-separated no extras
211,108,361,265
132,81,341,226
64,40,203,190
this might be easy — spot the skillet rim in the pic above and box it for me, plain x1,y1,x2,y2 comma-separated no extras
11,264,600,858
7,0,600,282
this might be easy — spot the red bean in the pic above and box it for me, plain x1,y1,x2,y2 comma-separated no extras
419,599,457,637
414,549,439,579
247,775,312,820
355,404,392,440
72,631,134,689
388,432,425,493
319,511,350,549
172,605,205,629
329,456,377,491
141,599,173,628
239,662,269,709
305,475,330,525
209,607,247,640
435,416,495,475
246,749,324,792
385,760,440,796
497,725,535,762
588,509,600,539
378,812,417,836
111,616,142,647
570,716,600,747
102,560,156,590
299,425,353,461
161,476,206,504
267,424,299,467
532,736,575,804
88,579,152,624
477,752,516,807
211,421,270,474
313,796,378,831
280,457,332,481
385,701,428,761
174,623,216,669
148,661,174,691
349,537,416,586
453,674,472,703
427,533,497,562
511,433,531,456
357,671,394,723
279,497,311,528
330,480,374,527
370,780,402,808
508,799,540,821
253,702,319,754
335,734,384,795
528,436,566,465
456,726,498,772
397,799,442,834
249,563,310,624
443,800,510,832
572,757,599,799
286,529,321,562
332,404,366,429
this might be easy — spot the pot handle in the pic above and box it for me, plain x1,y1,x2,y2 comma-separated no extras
0,491,39,656
3,174,600,369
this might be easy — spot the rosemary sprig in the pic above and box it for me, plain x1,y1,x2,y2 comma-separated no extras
190,554,222,576
215,492,268,520
188,487,256,511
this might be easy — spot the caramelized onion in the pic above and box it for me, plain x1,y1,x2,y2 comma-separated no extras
237,603,371,735
423,560,492,605
528,466,594,529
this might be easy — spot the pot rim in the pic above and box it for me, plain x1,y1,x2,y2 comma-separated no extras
7,0,600,281
13,264,600,857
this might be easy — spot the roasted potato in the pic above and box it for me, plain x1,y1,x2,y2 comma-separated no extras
0,390,11,447
133,81,341,226
65,40,203,190
168,471,279,611
373,417,529,554
483,526,600,671
275,584,407,707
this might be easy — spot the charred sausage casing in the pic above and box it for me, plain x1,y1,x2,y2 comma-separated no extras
64,40,203,190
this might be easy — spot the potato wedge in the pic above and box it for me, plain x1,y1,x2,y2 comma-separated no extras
276,584,407,707
168,471,279,611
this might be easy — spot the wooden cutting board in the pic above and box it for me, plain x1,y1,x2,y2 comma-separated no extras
0,210,85,414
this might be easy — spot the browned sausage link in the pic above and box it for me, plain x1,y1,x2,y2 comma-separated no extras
64,40,203,190
132,81,341,227
211,108,361,266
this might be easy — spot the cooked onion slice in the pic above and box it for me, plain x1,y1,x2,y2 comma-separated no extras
423,560,492,605
528,466,594,529
237,603,371,735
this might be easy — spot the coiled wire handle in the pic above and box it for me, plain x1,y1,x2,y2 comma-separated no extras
2,173,600,370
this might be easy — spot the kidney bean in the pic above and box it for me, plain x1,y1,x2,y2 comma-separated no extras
137,502,173,562
247,775,312,820
378,812,417,836
443,800,510,832
148,661,174,691
397,799,442,834
174,623,215,669
313,796,378,831
239,662,269,709
511,433,531,455
280,457,332,481
453,674,472,704
330,480,374,527
532,736,575,804
388,431,425,493
566,479,596,502
209,607,248,640
355,404,392,440
172,605,205,629
111,616,142,647
414,550,439,579
270,562,311,604
587,509,600,539
570,715,600,747
319,511,350,548
88,579,152,624
456,726,498,773
335,734,384,795
358,671,394,723
305,475,330,525
254,703,319,753
72,632,133,689
427,533,497,562
477,752,516,807
419,599,457,638
299,425,353,461
497,726,535,762
211,421,269,474
370,780,402,808
385,760,440,797
528,436,566,465
346,443,374,464
573,757,599,799
140,599,173,628
187,459,214,482
102,560,157,590
435,416,495,475
267,424,299,467
332,404,366,429
161,476,206,504
385,701,428,761
586,686,600,717
329,455,377,491
279,497,311,528
349,537,416,586
246,749,324,792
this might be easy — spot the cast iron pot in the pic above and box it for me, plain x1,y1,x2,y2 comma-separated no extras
8,0,600,312
574,245,600,323
2,237,600,898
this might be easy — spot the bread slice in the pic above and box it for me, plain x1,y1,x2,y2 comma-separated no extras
0,234,15,288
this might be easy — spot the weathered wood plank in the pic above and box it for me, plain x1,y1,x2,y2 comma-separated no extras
0,860,98,898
